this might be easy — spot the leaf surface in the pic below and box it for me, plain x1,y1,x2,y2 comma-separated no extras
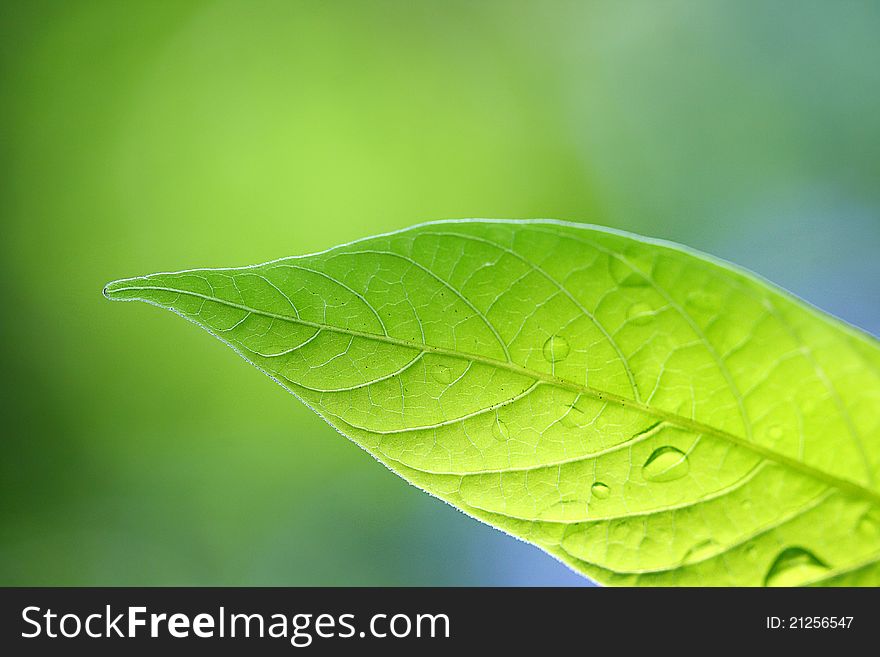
104,220,880,586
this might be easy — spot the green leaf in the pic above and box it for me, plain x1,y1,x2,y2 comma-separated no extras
104,220,880,586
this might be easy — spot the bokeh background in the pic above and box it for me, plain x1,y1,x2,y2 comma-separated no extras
2,0,878,586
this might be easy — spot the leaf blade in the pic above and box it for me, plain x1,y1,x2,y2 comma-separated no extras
104,219,880,586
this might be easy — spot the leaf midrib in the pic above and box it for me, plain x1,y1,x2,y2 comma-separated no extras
108,283,880,507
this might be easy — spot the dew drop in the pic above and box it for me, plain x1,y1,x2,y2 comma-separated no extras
642,446,689,482
492,417,510,441
682,539,717,564
626,302,654,326
686,290,720,313
542,335,570,363
590,482,611,499
767,425,783,441
764,547,829,587
609,257,649,287
558,402,586,429
857,510,880,538
430,363,453,384
673,400,694,419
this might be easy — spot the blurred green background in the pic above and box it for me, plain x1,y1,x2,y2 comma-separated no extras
2,0,878,585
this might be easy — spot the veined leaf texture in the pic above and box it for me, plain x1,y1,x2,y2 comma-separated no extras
105,220,880,586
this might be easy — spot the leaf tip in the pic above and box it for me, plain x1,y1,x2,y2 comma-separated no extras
103,277,143,301
103,280,120,301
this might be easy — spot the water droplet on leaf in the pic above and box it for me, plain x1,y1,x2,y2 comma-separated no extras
642,446,689,482
590,482,611,499
542,335,570,363
626,302,654,325
492,417,510,441
609,257,649,287
558,402,586,429
857,510,880,538
682,540,717,564
430,363,453,384
673,400,693,418
686,290,720,313
767,425,783,440
764,547,829,587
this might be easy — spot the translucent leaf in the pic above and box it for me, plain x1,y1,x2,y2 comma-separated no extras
104,220,880,586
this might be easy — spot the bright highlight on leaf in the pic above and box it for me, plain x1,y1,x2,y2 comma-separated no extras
104,220,880,586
